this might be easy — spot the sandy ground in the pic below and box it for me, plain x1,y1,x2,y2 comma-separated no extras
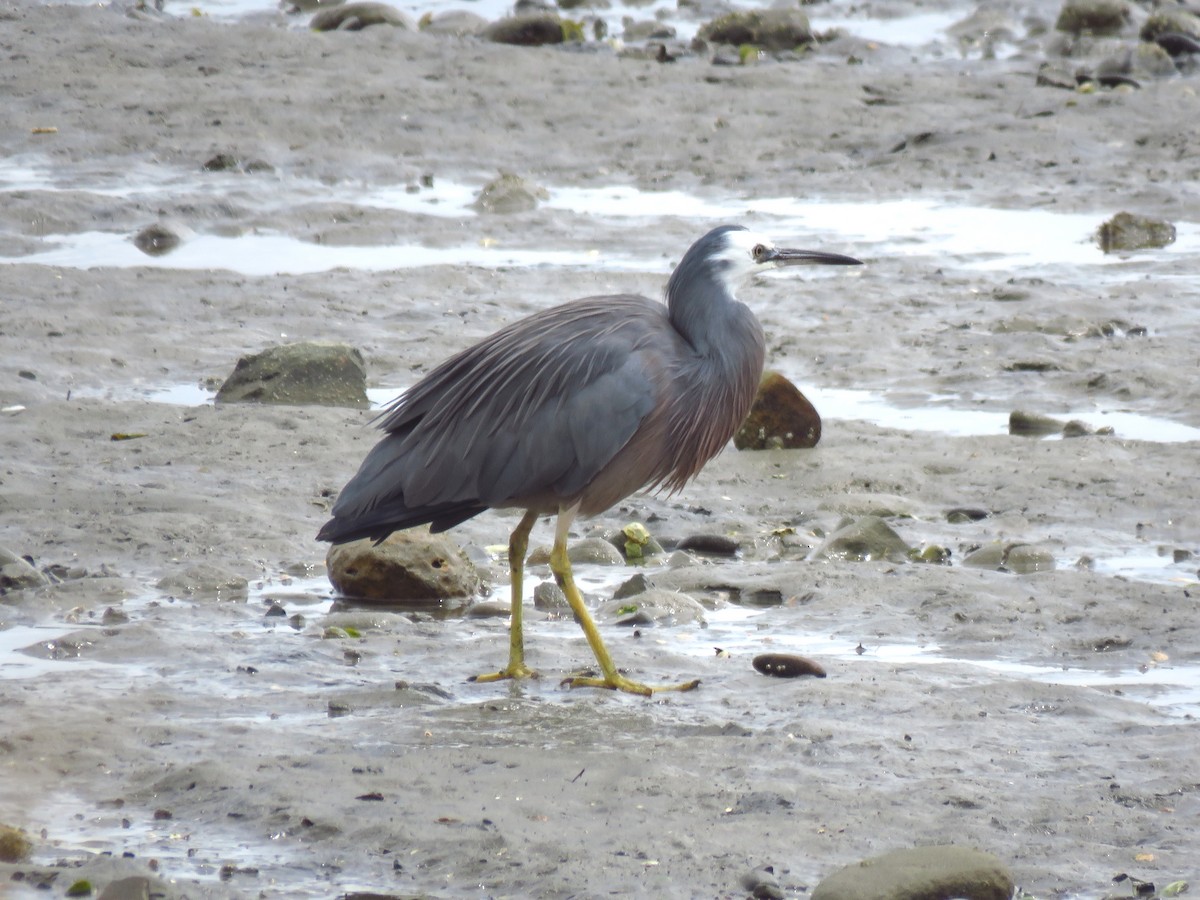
2,2,1200,897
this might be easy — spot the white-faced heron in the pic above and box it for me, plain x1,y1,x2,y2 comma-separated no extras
317,225,861,695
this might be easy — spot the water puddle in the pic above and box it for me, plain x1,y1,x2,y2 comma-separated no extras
67,380,1200,446
4,156,1196,276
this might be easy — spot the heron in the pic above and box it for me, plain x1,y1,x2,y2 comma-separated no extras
317,225,861,696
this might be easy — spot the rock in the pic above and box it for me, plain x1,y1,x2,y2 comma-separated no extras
752,653,826,678
97,876,151,900
676,533,741,556
471,172,549,214
962,542,1056,573
1008,409,1064,436
946,507,990,523
1054,0,1130,36
0,823,33,862
465,600,511,618
528,537,624,566
611,572,651,600
326,530,482,603
622,19,675,42
0,547,50,594
734,371,821,450
811,845,1014,900
613,522,664,559
740,865,785,899
156,564,249,601
1004,543,1057,574
698,8,815,51
310,2,415,31
601,587,706,626
1097,211,1176,252
483,14,565,46
132,222,188,257
533,581,569,610
1155,30,1200,58
816,516,911,563
1140,8,1200,44
420,10,487,37
215,341,369,408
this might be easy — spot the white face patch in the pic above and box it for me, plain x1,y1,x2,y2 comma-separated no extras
707,229,778,295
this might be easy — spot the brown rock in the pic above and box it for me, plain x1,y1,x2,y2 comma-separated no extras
734,371,821,450
326,530,482,603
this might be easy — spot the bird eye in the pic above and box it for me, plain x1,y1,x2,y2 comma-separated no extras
752,244,768,261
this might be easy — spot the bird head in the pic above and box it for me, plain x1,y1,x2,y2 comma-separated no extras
669,225,861,305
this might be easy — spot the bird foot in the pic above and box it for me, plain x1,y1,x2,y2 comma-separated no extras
560,672,700,696
469,663,539,684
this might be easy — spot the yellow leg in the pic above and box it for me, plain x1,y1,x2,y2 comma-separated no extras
550,506,699,696
470,509,539,683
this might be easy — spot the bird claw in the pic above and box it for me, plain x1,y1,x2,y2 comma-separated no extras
469,664,539,683
559,673,700,696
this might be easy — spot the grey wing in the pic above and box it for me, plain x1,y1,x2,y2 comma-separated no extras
330,295,668,526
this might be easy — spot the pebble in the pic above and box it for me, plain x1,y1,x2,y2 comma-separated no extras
816,516,911,563
676,533,741,556
0,546,50,593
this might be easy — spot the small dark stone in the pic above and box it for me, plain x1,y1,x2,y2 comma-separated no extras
1055,0,1131,36
132,223,184,256
1008,410,1064,436
753,653,826,678
265,602,287,617
152,808,172,820
676,534,741,556
946,507,991,523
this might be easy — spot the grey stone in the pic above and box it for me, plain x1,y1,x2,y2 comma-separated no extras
811,845,1015,900
97,876,151,900
326,530,482,603
310,2,415,31
216,341,368,408
420,10,487,36
601,587,706,626
156,564,249,601
0,547,50,594
816,516,911,563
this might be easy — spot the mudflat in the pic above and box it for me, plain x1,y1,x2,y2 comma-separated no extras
1,3,1198,897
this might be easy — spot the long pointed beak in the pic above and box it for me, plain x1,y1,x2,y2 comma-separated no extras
769,248,863,267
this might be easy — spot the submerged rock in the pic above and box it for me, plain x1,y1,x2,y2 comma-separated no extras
1097,211,1176,252
962,542,1057,574
216,341,369,408
734,371,821,450
0,824,33,863
472,173,549,214
156,564,249,601
816,516,911,563
601,588,706,626
326,530,482,603
310,2,415,31
811,845,1015,900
